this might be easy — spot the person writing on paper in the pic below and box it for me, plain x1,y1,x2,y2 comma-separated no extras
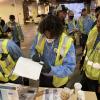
30,15,76,88
0,38,23,84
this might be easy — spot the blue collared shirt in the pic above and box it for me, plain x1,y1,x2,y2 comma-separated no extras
67,20,79,34
7,40,23,61
82,16,94,35
30,33,76,78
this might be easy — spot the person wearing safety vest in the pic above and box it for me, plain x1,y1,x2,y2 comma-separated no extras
65,10,79,46
4,15,24,47
0,39,23,84
78,8,94,51
91,6,100,29
30,15,76,88
0,18,11,38
56,5,68,26
80,12,100,100
89,8,96,22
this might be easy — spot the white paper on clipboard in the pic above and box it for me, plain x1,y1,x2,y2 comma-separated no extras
13,57,42,80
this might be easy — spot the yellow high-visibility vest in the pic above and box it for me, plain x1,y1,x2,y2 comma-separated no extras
78,16,84,34
0,39,18,82
35,32,73,87
89,14,96,22
83,26,100,84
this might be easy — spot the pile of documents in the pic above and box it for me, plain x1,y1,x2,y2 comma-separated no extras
0,83,37,100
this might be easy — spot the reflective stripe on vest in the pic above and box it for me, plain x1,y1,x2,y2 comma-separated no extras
35,34,46,55
87,61,100,69
83,26,100,83
0,39,18,82
85,55,100,70
36,32,73,87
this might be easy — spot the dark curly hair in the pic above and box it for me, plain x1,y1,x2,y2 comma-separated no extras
95,6,100,13
38,15,64,38
96,10,100,18
9,15,15,20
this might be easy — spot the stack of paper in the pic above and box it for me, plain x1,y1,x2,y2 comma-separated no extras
0,84,19,100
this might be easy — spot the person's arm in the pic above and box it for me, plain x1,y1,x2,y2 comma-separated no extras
7,40,23,61
51,43,76,78
17,23,24,41
3,23,8,32
89,17,95,29
75,20,80,31
30,33,39,59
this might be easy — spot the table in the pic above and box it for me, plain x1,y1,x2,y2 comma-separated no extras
35,87,97,100
0,84,97,100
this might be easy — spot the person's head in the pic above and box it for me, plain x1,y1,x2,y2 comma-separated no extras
81,8,87,17
0,19,5,27
56,5,68,21
96,10,100,29
95,6,100,18
9,15,15,22
68,10,74,20
38,15,64,40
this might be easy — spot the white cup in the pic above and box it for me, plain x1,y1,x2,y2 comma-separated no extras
74,83,82,94
77,90,85,100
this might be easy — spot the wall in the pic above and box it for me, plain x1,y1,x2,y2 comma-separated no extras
0,0,24,25
28,3,38,19
96,0,100,6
